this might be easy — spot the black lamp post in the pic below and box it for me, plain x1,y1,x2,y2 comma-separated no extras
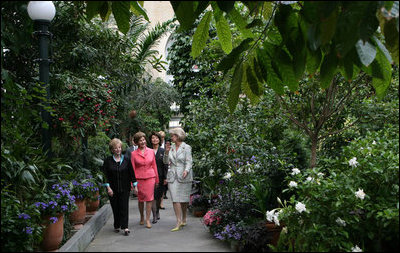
27,1,56,157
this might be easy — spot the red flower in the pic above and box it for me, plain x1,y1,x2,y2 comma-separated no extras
58,117,64,121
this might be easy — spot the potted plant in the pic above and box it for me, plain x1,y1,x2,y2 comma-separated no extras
33,183,77,251
189,193,210,217
85,177,101,214
67,179,93,228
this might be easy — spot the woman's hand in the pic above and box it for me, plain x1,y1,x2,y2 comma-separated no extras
107,186,113,197
165,141,171,153
163,179,168,185
182,170,188,179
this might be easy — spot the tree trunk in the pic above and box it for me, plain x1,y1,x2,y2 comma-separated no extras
310,135,318,168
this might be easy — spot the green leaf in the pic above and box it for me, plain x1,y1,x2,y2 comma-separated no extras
262,2,273,21
228,7,254,38
228,62,243,113
306,48,322,76
86,1,103,21
112,2,132,34
274,47,298,91
382,17,399,64
319,8,338,45
191,11,212,58
355,39,377,66
371,48,392,99
242,63,261,104
130,1,149,21
216,1,235,13
216,38,253,73
320,50,338,89
372,36,393,64
245,61,261,96
99,1,111,22
213,5,232,54
257,46,284,95
172,1,196,31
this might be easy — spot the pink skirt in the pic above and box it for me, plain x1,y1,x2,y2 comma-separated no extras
137,178,155,202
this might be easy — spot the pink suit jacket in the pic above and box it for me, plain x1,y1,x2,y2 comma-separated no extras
130,147,159,184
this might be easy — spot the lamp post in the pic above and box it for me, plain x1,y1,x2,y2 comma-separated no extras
27,1,56,157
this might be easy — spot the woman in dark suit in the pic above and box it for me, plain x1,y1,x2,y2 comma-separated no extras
149,131,168,223
101,138,137,236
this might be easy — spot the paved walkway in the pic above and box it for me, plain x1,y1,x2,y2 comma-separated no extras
85,192,232,252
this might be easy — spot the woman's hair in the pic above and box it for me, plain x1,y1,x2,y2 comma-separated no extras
158,130,166,138
169,127,186,141
150,131,162,145
133,131,146,144
109,138,122,152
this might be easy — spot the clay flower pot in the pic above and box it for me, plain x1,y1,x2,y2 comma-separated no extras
86,191,100,215
69,198,86,229
41,213,64,251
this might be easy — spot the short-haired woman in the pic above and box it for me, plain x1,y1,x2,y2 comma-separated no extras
164,128,193,231
101,138,137,236
130,132,159,229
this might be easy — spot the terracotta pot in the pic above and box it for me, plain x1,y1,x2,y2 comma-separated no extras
192,208,207,217
265,221,283,246
70,198,86,227
41,213,64,251
86,191,100,214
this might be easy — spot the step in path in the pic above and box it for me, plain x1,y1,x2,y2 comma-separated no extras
84,192,232,252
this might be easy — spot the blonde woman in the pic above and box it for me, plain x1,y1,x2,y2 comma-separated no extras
101,138,137,236
164,128,193,232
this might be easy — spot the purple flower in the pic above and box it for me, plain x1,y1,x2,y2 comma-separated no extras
24,226,33,234
49,216,58,223
18,213,31,220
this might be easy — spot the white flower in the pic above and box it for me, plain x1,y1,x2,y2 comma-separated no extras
305,176,314,183
335,217,347,227
348,157,359,167
282,227,288,234
223,172,231,180
295,202,307,213
288,181,298,188
351,245,362,252
317,172,324,177
372,140,376,145
209,169,214,176
291,168,301,175
266,210,276,222
355,188,366,200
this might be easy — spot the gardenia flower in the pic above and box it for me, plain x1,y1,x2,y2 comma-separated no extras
209,169,214,176
305,176,314,183
351,245,362,252
288,181,298,188
266,209,280,225
223,172,231,180
291,168,301,175
295,202,307,213
372,140,376,145
355,188,366,200
336,217,346,227
348,157,359,167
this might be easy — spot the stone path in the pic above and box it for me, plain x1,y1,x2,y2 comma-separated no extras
85,192,232,252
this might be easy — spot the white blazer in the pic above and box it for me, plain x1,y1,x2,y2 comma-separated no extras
164,142,193,183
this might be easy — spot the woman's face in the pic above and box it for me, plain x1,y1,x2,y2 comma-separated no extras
112,144,122,156
151,135,160,146
171,134,179,143
138,136,147,148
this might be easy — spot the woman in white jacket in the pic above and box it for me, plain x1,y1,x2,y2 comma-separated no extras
163,127,193,232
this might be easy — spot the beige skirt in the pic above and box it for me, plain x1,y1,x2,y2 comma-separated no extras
168,180,191,203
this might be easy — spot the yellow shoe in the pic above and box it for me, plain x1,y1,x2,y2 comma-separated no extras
180,222,187,227
170,226,181,232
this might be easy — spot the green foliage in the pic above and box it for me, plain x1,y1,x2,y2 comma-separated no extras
273,125,399,252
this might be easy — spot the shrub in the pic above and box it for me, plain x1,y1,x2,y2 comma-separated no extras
272,125,399,252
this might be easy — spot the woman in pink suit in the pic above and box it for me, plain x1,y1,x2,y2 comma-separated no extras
130,132,159,228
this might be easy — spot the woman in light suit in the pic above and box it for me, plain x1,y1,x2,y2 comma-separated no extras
163,127,193,232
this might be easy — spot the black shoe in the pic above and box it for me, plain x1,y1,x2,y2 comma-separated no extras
160,206,165,210
114,228,120,233
163,196,168,199
152,219,157,224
